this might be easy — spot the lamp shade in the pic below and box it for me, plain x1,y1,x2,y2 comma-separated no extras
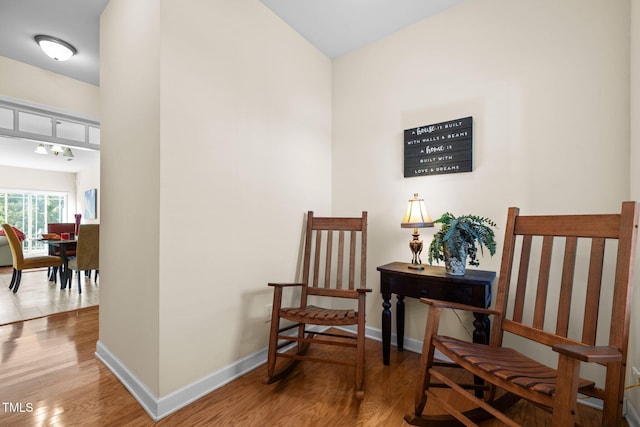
401,193,433,228
35,35,77,61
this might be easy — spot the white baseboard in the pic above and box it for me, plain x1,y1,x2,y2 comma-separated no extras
346,324,441,358
95,340,269,421
97,327,638,423
344,324,424,353
95,341,159,420
627,397,640,427
95,326,374,421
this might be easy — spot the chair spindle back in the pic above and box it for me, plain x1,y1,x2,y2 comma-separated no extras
302,212,368,301
493,202,639,360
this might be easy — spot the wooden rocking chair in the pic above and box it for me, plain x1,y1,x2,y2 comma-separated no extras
405,201,639,426
264,211,371,398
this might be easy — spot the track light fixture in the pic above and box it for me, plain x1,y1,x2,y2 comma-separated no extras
34,144,74,160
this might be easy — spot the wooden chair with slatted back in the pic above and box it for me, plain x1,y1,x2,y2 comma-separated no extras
264,211,371,398
405,201,639,426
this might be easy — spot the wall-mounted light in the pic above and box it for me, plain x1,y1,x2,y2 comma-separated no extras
34,35,77,61
35,144,48,154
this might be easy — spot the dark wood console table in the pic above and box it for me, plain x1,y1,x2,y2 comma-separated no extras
377,262,495,365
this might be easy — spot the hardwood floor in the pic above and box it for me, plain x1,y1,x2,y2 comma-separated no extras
0,307,624,426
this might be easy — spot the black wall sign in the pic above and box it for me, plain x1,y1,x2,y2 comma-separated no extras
404,116,473,177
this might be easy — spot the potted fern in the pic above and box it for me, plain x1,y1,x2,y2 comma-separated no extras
427,212,497,275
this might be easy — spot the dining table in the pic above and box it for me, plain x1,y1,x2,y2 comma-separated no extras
45,238,78,288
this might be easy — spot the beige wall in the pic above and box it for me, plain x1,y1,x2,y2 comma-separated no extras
100,0,332,397
157,1,331,395
630,0,640,413
76,165,100,223
333,0,634,403
0,56,98,118
0,165,76,194
4,0,638,418
100,0,162,394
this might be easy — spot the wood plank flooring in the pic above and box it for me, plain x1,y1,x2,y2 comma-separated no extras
0,307,624,426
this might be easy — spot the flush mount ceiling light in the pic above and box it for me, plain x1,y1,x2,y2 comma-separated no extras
34,35,77,61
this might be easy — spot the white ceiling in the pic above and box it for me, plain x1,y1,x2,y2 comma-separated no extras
0,137,100,174
0,0,109,86
260,0,465,58
0,0,463,173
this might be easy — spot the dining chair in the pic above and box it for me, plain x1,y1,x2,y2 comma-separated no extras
45,222,76,279
67,224,99,293
2,223,63,293
264,211,371,398
47,222,76,257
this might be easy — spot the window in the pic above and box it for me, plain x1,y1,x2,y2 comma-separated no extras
0,191,67,253
18,111,53,136
0,106,13,129
0,100,100,152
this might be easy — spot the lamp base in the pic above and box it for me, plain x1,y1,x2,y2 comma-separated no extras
409,230,424,269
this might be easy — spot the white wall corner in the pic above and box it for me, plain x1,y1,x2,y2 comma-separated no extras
95,341,161,421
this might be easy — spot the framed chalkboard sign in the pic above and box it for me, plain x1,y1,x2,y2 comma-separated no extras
404,117,473,177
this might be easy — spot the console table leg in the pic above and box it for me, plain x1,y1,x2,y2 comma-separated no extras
472,312,490,397
472,312,490,345
382,293,391,365
397,295,405,351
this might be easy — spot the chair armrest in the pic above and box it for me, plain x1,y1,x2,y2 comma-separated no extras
268,282,304,288
420,298,499,316
356,288,373,294
552,344,622,363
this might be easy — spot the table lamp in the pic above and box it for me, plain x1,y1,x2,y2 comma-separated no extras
401,193,433,270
